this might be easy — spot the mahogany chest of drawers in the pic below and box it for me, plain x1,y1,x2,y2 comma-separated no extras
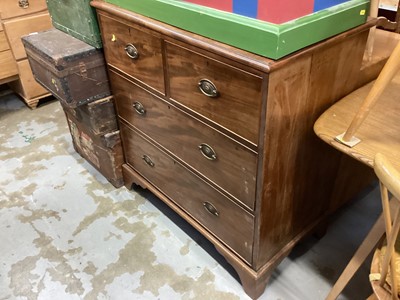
92,1,375,298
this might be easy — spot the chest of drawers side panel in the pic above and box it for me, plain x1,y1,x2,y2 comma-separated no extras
253,27,371,269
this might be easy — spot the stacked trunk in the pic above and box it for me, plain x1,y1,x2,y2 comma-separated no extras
21,28,124,188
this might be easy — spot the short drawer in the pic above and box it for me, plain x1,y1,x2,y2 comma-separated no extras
0,0,47,20
166,41,263,145
97,13,165,95
120,123,254,263
3,12,52,61
111,71,257,210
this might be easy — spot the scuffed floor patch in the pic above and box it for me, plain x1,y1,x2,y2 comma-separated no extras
0,95,247,300
0,92,380,300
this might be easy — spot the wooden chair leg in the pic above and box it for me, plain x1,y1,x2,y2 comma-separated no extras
366,293,379,300
325,214,386,300
365,0,379,61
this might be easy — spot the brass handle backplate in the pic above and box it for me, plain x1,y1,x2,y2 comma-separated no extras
19,0,29,8
125,43,139,59
203,202,219,217
198,143,217,161
198,79,219,98
142,155,154,167
133,101,146,115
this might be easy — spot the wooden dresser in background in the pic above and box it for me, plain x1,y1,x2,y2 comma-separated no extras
92,2,377,298
0,17,18,84
0,0,52,108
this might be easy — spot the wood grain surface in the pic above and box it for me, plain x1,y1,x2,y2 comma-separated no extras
3,12,52,61
0,0,47,20
314,70,400,170
166,41,263,145
110,70,258,210
92,1,376,298
98,13,165,95
120,123,255,263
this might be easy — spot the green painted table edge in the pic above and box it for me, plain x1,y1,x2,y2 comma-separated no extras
103,0,369,59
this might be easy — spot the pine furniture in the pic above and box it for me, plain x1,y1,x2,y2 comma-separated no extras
0,0,52,108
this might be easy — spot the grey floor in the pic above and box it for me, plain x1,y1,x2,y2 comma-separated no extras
0,89,380,299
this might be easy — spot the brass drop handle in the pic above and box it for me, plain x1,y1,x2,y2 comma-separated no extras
198,143,217,160
125,43,139,59
18,0,29,8
203,202,219,217
142,155,154,167
198,79,219,98
133,101,146,115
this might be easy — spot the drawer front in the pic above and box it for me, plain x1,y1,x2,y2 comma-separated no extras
111,71,257,209
0,50,18,81
0,31,10,52
0,0,47,20
166,42,263,145
3,12,52,60
120,123,254,263
98,13,165,95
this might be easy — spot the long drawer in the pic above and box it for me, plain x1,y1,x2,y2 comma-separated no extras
97,13,165,95
120,123,254,263
111,70,257,210
166,41,263,145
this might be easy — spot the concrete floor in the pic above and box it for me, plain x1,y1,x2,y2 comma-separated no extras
0,91,381,299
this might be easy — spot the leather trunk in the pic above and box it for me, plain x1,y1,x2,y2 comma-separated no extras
63,105,124,188
63,96,118,136
21,28,110,107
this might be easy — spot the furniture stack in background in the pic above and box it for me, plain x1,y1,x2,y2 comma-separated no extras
21,2,124,188
0,0,53,108
45,0,102,48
